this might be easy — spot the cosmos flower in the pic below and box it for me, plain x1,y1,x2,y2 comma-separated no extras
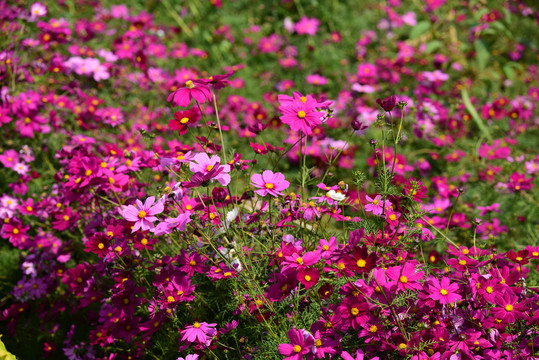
250,170,290,197
427,276,462,305
122,196,164,233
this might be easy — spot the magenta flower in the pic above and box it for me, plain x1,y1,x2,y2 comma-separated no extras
278,93,326,136
364,195,391,216
278,328,315,360
180,321,217,346
386,262,424,293
427,276,462,305
282,251,320,272
294,16,320,36
167,80,212,107
491,293,527,323
122,196,164,233
251,170,290,197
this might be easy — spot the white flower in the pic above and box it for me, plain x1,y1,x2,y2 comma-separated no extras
327,190,346,202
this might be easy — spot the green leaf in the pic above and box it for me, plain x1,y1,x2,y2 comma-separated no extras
474,39,490,71
424,40,442,54
409,21,430,40
0,335,17,360
503,63,515,81
461,89,492,140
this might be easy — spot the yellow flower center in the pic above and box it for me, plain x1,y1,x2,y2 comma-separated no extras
486,286,493,293
300,96,307,103
265,183,274,189
357,259,367,268
206,165,214,171
400,276,408,283
389,214,397,221
138,210,147,218
180,117,189,124
167,296,175,302
293,345,302,353
98,243,105,250
295,257,304,264
458,260,467,266
63,215,70,221
115,246,122,252
189,260,196,266
399,343,407,349
13,228,19,234
440,289,448,295
370,325,378,333
315,339,322,347
185,80,195,89
505,304,513,312
304,275,312,282
193,321,200,328
141,238,148,245
350,307,359,316
297,110,306,118
26,206,33,211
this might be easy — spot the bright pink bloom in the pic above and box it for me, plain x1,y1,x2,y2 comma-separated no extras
491,293,527,323
167,80,212,107
278,328,315,360
180,321,217,345
297,267,319,289
427,276,462,304
386,262,424,293
294,16,320,36
364,195,391,216
282,251,320,272
250,170,290,197
278,93,326,136
122,196,164,233
189,153,231,186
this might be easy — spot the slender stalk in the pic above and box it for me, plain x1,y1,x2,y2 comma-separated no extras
212,93,227,164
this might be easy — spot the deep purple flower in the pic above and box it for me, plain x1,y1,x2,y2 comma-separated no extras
376,95,397,112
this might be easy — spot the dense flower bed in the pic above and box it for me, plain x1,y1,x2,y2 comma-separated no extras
1,0,538,359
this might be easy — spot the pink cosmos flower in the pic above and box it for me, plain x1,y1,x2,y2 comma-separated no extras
427,276,462,304
0,149,19,169
282,251,320,272
122,196,164,233
278,93,326,135
364,195,391,216
250,170,290,197
167,80,212,107
189,153,231,186
306,74,328,86
180,321,217,346
386,262,424,293
30,2,47,19
278,328,315,360
491,293,527,323
294,16,320,36
152,213,191,236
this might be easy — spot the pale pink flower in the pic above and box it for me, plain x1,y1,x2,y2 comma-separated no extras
251,170,290,197
122,196,164,233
